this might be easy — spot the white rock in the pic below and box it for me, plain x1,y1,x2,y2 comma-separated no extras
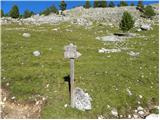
74,87,92,111
52,28,58,31
138,111,144,115
22,33,31,38
128,114,131,118
146,114,159,120
6,82,9,86
107,105,110,108
64,104,68,108
111,108,118,117
133,114,138,119
33,51,41,56
98,115,104,119
137,28,142,32
137,106,144,111
139,95,143,99
141,24,152,31
128,51,140,57
126,88,132,96
11,96,16,100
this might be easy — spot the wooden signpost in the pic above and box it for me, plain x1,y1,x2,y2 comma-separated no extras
64,43,81,108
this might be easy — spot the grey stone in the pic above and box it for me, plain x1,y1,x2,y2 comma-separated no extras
74,87,92,111
22,33,31,38
33,51,41,57
146,114,159,120
141,24,152,30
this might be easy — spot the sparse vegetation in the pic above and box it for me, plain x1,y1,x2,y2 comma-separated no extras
118,1,128,7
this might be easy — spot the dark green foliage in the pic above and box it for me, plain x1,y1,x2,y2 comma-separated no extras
99,1,107,8
93,0,99,8
40,5,58,16
137,0,144,9
143,5,156,18
59,0,67,11
1,9,4,17
4,13,9,17
23,10,34,18
119,1,128,7
108,1,115,7
94,0,107,8
9,5,19,18
84,0,91,9
130,2,134,6
119,11,134,32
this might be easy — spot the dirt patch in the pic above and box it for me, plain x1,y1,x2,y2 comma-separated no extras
0,88,46,119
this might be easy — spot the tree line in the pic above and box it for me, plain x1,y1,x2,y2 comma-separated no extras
0,0,156,19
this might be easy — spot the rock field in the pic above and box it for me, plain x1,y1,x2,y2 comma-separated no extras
1,4,159,27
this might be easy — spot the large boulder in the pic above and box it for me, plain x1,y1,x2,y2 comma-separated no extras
141,24,152,30
74,87,92,111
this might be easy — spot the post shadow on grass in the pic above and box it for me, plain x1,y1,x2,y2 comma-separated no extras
64,75,71,93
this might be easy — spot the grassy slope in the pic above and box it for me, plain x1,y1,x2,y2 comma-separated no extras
1,22,159,118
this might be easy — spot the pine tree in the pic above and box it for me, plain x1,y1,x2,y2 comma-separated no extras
119,1,128,7
99,1,107,8
41,5,58,16
130,2,134,6
143,5,156,18
9,5,19,18
23,10,34,18
93,0,99,8
119,11,134,32
1,9,4,17
137,0,144,9
59,0,67,11
108,1,115,7
84,0,91,9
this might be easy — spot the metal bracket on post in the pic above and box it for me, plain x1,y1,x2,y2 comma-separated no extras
64,43,81,108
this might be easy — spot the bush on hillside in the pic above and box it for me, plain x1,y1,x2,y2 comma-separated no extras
23,10,34,18
143,5,156,18
119,11,134,32
108,1,115,7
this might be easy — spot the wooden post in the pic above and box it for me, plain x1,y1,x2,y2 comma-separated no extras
70,58,74,107
64,43,81,108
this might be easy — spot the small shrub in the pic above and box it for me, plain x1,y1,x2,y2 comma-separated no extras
119,1,128,7
9,5,19,18
119,11,134,32
143,5,156,18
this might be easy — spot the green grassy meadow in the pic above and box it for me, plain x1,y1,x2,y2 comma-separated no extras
1,22,159,118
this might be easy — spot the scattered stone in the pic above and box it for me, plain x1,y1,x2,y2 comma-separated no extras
128,51,140,57
64,104,68,108
133,114,139,119
6,83,9,86
137,106,144,111
141,24,152,31
11,96,16,100
98,115,104,119
126,88,132,96
138,111,145,115
111,108,118,117
98,48,121,53
100,35,124,42
96,36,101,40
139,95,143,99
74,87,92,111
137,28,142,32
128,114,131,118
146,114,159,120
22,33,31,38
33,51,41,57
52,28,58,31
107,105,110,108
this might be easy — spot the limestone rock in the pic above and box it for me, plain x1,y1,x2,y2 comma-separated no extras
22,33,31,38
33,51,41,57
74,87,92,111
